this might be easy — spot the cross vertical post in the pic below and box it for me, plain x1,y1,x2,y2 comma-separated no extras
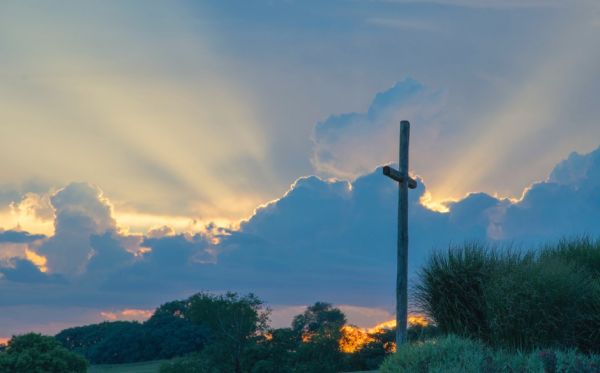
382,120,417,348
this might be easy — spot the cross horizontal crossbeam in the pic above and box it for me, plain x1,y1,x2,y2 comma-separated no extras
382,165,417,189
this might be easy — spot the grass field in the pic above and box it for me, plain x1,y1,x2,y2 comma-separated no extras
88,360,377,373
88,360,166,373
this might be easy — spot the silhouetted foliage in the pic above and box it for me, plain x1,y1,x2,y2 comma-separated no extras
185,292,270,373
0,333,87,373
240,328,297,372
406,323,441,342
344,328,395,371
56,305,208,364
152,299,190,319
291,302,346,340
160,302,362,373
159,352,217,373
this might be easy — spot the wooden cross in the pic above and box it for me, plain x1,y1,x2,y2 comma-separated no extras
382,120,417,347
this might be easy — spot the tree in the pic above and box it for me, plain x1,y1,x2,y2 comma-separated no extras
289,302,347,373
56,321,145,363
0,333,87,373
144,311,209,359
292,302,346,341
242,328,297,372
56,311,208,364
185,292,270,373
152,299,190,319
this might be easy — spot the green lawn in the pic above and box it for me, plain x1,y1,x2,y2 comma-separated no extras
88,360,166,373
88,361,377,373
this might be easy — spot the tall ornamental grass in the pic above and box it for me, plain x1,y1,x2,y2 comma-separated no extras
415,238,600,353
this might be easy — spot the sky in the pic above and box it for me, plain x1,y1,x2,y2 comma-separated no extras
1,0,600,340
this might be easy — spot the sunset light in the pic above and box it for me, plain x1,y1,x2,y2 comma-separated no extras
339,314,430,353
2,1,600,371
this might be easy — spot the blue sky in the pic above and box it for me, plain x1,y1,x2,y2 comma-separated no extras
1,0,600,339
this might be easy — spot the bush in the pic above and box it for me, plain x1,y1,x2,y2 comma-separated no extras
416,243,504,340
159,353,218,373
484,258,600,352
0,333,88,373
380,335,490,373
380,335,600,373
416,239,600,352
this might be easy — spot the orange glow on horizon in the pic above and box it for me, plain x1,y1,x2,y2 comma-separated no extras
339,314,429,353
408,314,429,327
339,325,375,353
100,308,154,322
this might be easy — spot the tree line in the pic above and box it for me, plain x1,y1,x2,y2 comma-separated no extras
0,292,437,373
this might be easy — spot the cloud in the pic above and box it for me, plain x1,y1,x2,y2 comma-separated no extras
100,308,153,322
0,230,45,243
86,233,136,275
361,0,567,9
311,78,445,179
0,258,63,284
37,183,116,275
214,146,600,306
142,234,214,267
366,18,439,31
211,171,478,306
549,149,600,187
0,189,55,236
499,146,600,242
2,146,600,337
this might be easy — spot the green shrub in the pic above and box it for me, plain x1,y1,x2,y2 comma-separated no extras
380,335,600,373
416,239,600,352
159,353,218,373
380,335,491,373
0,333,88,373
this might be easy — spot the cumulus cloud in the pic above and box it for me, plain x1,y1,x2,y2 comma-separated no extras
499,146,600,242
86,233,135,275
2,146,600,337
0,258,63,284
0,230,45,243
37,183,117,275
311,78,445,179
214,146,600,305
213,168,478,306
